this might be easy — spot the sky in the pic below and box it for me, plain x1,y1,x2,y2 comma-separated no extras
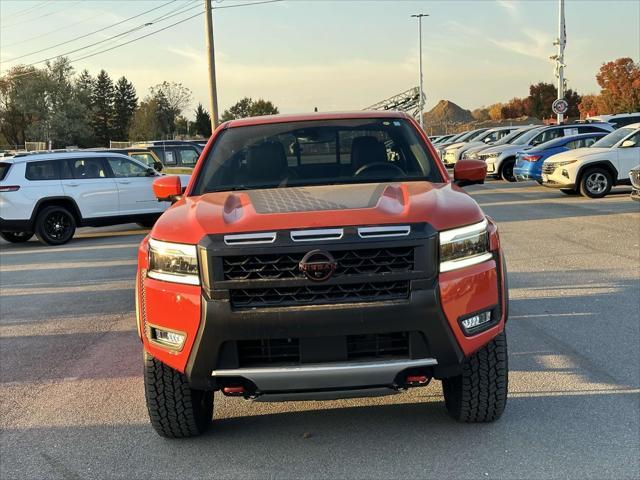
1,0,639,118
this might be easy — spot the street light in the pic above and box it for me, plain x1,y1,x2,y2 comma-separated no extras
411,13,428,130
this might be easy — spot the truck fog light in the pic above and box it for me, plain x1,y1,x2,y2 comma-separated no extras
460,310,493,334
562,169,569,178
148,325,186,351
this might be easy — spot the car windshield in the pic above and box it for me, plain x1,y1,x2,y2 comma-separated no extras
591,127,636,148
457,129,487,143
191,118,443,195
493,128,530,146
511,127,546,145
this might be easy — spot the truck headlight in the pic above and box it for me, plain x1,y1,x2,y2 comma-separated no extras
551,159,577,168
148,239,200,285
439,219,493,272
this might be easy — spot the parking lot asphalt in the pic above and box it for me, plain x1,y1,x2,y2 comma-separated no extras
1,181,639,480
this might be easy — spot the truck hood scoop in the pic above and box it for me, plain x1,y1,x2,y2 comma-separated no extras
246,183,396,214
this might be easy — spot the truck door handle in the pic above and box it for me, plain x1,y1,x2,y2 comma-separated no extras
117,180,131,184
66,182,79,187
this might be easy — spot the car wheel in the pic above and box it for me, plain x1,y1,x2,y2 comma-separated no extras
500,159,516,182
579,168,612,198
144,352,213,438
34,206,76,245
0,231,34,243
442,331,508,422
559,188,579,195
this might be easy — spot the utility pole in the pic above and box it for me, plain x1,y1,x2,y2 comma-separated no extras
205,0,219,132
553,0,566,124
411,13,428,130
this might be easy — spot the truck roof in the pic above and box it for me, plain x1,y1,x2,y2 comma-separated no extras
223,110,412,128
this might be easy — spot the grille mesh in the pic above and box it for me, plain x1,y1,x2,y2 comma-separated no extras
230,280,410,309
223,247,414,281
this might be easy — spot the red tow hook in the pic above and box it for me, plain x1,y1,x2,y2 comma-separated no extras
406,375,429,385
222,386,246,396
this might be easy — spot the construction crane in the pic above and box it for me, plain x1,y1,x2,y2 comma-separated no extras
366,87,424,120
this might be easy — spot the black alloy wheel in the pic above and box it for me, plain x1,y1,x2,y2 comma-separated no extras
35,206,76,245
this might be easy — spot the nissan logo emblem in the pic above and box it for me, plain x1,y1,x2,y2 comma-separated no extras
299,250,337,282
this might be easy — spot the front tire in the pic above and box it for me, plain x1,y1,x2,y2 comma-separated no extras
0,231,34,243
34,206,76,245
500,159,516,182
442,332,508,422
144,352,213,438
580,167,612,198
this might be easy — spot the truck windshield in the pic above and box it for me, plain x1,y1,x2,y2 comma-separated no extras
191,118,443,195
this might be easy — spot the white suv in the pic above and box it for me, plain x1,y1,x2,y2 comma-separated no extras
541,123,640,198
0,151,175,245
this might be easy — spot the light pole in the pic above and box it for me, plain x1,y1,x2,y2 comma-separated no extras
551,0,566,124
411,13,428,130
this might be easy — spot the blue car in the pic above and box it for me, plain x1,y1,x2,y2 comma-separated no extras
514,132,607,182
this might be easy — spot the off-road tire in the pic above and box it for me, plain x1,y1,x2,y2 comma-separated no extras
144,352,213,438
0,231,33,243
500,159,516,182
34,206,76,245
442,332,508,422
579,167,612,198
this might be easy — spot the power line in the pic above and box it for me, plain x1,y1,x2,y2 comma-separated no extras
1,0,85,29
4,2,203,68
2,0,53,19
2,12,105,48
3,0,186,63
3,0,283,77
69,0,283,62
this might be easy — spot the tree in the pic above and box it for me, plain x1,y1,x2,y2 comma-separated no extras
526,82,557,119
44,57,93,148
501,97,528,119
194,103,211,137
564,88,581,118
154,89,173,137
129,98,162,141
471,107,490,121
220,97,279,122
488,103,504,121
578,94,600,118
112,76,138,141
91,70,115,146
149,81,192,133
0,66,49,147
596,57,640,113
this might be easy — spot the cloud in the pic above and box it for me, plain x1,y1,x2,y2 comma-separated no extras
490,28,553,62
496,0,519,17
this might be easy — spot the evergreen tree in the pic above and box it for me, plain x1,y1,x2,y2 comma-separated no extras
90,70,115,146
194,103,211,137
112,76,138,141
154,89,173,137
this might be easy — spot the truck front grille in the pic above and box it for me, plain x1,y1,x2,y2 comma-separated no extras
223,247,414,281
230,280,410,309
542,163,556,174
236,332,411,367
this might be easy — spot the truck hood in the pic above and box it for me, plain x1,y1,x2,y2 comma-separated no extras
151,182,485,245
543,147,611,163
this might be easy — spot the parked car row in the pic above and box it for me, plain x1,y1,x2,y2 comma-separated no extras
430,113,639,199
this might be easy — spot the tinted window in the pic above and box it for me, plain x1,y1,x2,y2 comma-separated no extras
532,129,562,145
26,161,59,180
0,163,12,181
178,148,199,166
69,158,107,179
192,118,441,195
107,157,148,177
610,117,640,128
579,125,609,133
